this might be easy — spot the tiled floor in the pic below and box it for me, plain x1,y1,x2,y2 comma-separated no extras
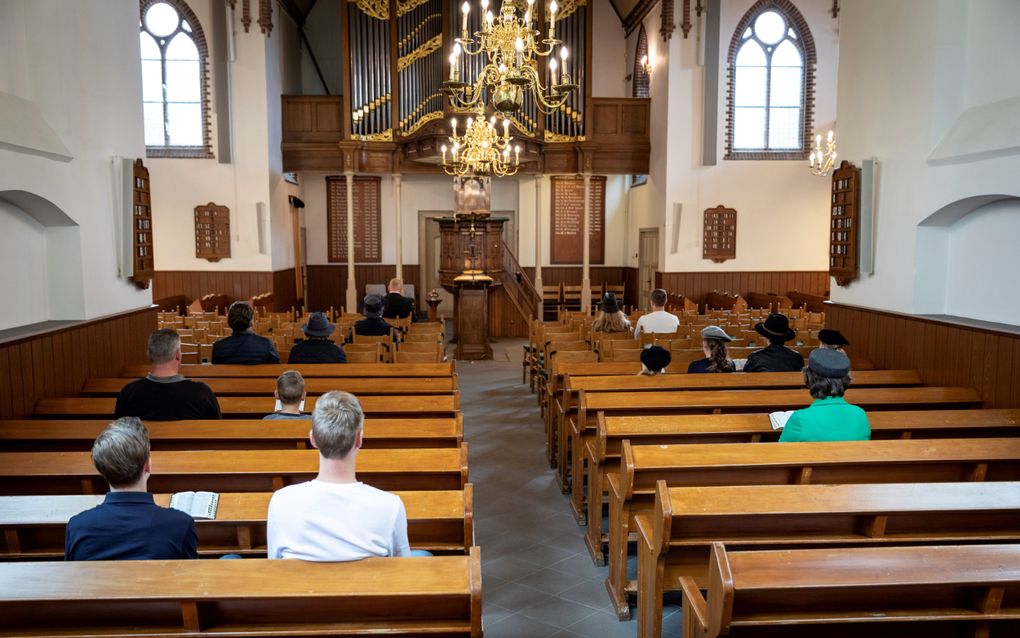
456,338,683,637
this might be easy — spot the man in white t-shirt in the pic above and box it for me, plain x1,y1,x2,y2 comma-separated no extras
267,390,412,561
633,288,681,338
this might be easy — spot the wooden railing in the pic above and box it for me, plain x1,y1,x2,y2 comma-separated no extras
500,240,541,320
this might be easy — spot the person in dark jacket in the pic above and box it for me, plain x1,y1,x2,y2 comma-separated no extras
382,278,415,320
348,294,399,342
817,328,850,353
289,313,346,364
115,328,221,421
743,313,805,372
65,417,198,560
687,325,736,373
212,301,279,364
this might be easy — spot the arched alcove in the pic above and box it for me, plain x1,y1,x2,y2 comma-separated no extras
0,190,85,330
914,194,1020,325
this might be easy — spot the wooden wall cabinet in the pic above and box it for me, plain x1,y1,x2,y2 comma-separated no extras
829,160,861,286
130,159,154,290
194,203,231,262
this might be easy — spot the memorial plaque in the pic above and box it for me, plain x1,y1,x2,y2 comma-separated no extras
702,205,737,263
194,203,231,262
327,175,382,263
550,175,606,264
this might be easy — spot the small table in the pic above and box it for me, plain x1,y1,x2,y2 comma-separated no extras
426,297,442,323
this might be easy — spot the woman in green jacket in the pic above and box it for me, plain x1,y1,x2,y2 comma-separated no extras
779,348,870,442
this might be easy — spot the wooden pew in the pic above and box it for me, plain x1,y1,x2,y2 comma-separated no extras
81,376,458,397
119,362,456,378
0,416,464,452
0,486,474,559
603,437,1020,619
33,393,461,419
635,481,1020,638
0,549,483,637
585,409,1020,564
679,543,1019,638
0,445,469,495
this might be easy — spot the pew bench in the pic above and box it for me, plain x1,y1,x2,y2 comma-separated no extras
0,445,469,495
602,437,1020,619
0,550,482,637
0,416,464,452
0,486,474,559
679,543,1020,638
82,376,458,397
635,481,1020,638
119,362,456,378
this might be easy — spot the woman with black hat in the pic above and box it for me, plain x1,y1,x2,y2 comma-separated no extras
591,292,631,333
639,345,671,375
289,312,347,364
687,326,736,373
817,328,850,353
743,313,805,372
779,348,870,442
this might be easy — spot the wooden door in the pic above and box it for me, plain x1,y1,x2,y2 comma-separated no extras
638,229,659,310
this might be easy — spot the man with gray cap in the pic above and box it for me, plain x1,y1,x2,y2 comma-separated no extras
348,294,399,342
779,349,870,442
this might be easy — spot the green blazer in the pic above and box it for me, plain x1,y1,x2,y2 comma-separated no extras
778,396,871,443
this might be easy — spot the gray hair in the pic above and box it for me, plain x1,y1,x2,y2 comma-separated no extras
312,391,364,459
148,328,181,365
803,367,852,399
276,370,305,404
92,417,150,488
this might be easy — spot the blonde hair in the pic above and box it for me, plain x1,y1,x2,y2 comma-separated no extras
312,391,364,459
592,310,632,333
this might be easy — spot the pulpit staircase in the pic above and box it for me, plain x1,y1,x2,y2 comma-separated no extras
499,241,542,322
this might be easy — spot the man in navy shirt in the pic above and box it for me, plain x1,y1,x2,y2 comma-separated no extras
212,301,280,364
65,417,198,561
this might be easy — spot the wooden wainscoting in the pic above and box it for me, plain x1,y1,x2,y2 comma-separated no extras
656,271,829,308
152,270,298,312
306,265,423,312
490,285,529,338
826,304,1020,409
0,307,157,419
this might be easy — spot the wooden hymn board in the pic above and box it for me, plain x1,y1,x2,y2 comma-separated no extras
829,160,861,286
326,175,382,263
193,203,231,262
130,159,153,289
702,206,737,263
550,175,606,264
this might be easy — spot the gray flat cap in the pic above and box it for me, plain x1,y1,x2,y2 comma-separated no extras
700,325,734,342
808,348,851,378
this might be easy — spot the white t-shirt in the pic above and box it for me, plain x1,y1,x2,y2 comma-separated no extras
267,480,410,561
633,310,681,338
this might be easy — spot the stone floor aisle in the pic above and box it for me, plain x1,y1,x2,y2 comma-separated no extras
455,339,683,637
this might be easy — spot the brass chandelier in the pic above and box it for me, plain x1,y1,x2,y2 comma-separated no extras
443,0,577,115
440,107,522,177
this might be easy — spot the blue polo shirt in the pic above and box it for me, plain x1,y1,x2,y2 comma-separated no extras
778,396,871,442
65,492,198,561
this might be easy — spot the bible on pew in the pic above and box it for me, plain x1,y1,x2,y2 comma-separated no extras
768,410,794,430
169,491,220,519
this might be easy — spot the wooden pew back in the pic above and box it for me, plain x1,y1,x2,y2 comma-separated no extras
118,362,456,378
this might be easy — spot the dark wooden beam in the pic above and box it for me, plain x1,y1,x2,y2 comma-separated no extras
622,0,659,37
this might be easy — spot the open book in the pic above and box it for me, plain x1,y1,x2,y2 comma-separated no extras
768,410,795,431
168,491,220,520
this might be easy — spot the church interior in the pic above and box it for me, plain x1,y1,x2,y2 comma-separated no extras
0,0,1019,636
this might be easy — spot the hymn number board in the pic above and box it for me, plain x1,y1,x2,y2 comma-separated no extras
550,176,606,264
703,206,737,263
194,203,231,262
130,159,153,289
830,160,861,286
327,176,382,263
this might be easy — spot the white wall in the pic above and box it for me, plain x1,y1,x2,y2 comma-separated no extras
944,200,1020,325
592,0,627,98
0,201,48,329
0,0,150,325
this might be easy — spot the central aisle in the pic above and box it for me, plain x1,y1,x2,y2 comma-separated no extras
456,340,683,637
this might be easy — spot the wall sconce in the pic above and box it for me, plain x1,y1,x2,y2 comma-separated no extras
640,54,653,76
809,129,837,176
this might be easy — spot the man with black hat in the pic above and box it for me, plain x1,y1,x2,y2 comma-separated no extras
289,312,346,364
817,328,850,353
779,348,870,442
743,313,805,372
348,294,400,341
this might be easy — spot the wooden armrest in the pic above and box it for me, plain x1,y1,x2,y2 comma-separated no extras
634,513,654,551
679,576,708,632
607,472,622,500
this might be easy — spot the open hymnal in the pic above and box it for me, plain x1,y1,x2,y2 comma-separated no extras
168,491,220,520
768,410,795,431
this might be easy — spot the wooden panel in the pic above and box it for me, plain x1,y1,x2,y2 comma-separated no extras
193,203,231,262
306,264,422,312
0,307,157,420
326,176,382,263
550,176,606,265
152,271,284,307
657,271,829,308
271,268,298,312
489,284,529,338
827,303,1020,409
281,96,343,142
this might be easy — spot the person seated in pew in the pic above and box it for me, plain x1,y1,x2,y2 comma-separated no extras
348,294,400,342
267,391,426,560
818,328,850,353
632,288,680,338
592,292,632,333
212,301,280,365
382,277,416,321
743,313,805,373
65,417,198,560
687,325,736,373
264,371,308,420
115,328,221,421
779,349,871,442
639,345,671,375
288,312,346,364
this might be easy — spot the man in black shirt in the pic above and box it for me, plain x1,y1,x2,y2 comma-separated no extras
115,328,221,420
289,312,346,364
212,301,280,364
382,277,415,320
743,313,805,372
349,294,400,341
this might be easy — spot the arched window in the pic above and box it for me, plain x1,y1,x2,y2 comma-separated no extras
632,25,650,99
140,0,212,158
725,0,815,159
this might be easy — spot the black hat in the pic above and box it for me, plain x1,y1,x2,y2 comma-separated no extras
363,294,384,318
599,292,621,314
301,312,335,338
640,345,671,373
808,348,851,378
754,313,796,342
818,328,850,347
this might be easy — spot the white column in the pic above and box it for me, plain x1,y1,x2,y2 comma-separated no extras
533,175,543,292
345,169,357,313
393,173,403,279
581,172,592,313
